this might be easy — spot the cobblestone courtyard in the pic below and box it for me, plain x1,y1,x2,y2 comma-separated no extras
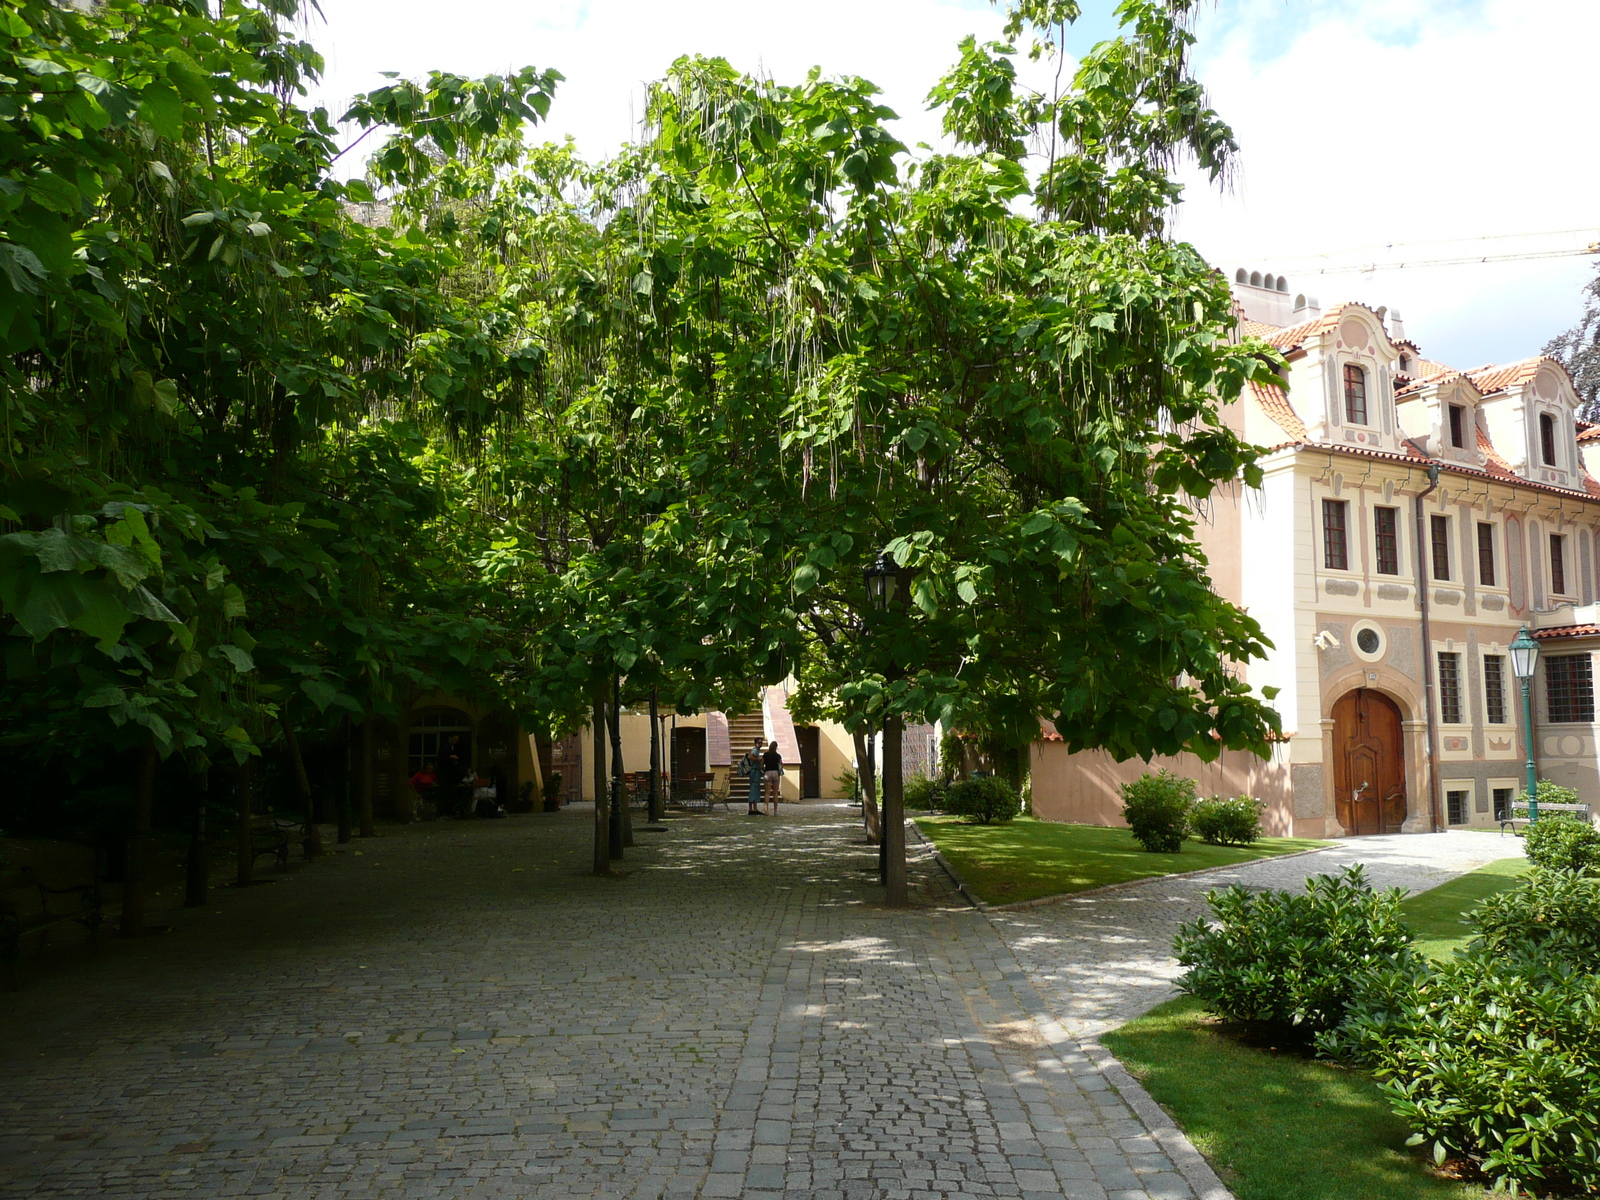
2,806,1221,1200
2,808,1513,1200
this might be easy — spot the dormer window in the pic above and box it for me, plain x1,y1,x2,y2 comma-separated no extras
1343,364,1368,425
1399,352,1413,373
1448,404,1466,449
1539,413,1558,466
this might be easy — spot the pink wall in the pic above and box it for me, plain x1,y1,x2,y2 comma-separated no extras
1031,742,1297,836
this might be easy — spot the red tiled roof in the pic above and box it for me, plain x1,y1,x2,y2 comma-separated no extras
1261,438,1598,501
1532,624,1600,640
1465,356,1565,396
1477,427,1519,481
1395,368,1476,400
1238,318,1282,341
1247,378,1306,440
1264,315,1328,351
1577,423,1600,444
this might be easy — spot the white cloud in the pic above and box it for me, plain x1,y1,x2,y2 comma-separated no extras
301,0,1600,370
1177,0,1600,368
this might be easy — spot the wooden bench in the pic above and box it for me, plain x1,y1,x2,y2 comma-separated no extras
1,866,103,975
1500,802,1592,835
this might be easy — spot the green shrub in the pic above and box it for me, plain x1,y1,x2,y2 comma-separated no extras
903,775,941,811
834,767,859,800
1173,865,1416,1035
1470,867,1600,966
943,776,1020,824
541,771,563,804
1321,949,1600,1195
1120,769,1195,852
1188,795,1262,846
1524,809,1600,874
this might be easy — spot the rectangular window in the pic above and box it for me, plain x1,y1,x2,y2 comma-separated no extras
1374,507,1399,575
1551,533,1567,595
1343,363,1368,425
1546,654,1595,723
1540,412,1558,466
1322,499,1348,571
1437,651,1462,724
1448,404,1466,449
1446,790,1468,826
1477,522,1496,587
1493,787,1514,820
1430,514,1451,580
1484,655,1507,725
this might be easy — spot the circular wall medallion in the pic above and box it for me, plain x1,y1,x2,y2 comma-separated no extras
1350,621,1386,663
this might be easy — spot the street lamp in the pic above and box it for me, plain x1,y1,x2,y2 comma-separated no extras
864,551,908,906
1509,627,1540,823
865,552,900,610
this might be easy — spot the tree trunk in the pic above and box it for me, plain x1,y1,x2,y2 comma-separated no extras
337,717,352,845
359,716,375,838
611,676,632,848
883,714,907,906
184,762,209,908
120,742,158,937
281,714,321,858
592,696,610,874
234,755,255,887
853,726,880,844
648,689,663,824
533,728,554,798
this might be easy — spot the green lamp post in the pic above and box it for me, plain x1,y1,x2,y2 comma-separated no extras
1509,627,1541,823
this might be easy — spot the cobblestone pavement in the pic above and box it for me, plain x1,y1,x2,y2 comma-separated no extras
986,829,1521,1040
1,805,1224,1200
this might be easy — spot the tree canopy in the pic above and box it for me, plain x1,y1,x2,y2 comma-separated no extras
2,0,1285,882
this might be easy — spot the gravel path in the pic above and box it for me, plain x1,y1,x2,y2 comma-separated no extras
984,830,1521,1040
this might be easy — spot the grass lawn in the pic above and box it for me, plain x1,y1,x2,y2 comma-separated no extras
1103,997,1488,1200
915,815,1330,906
1398,855,1531,959
1100,859,1535,1200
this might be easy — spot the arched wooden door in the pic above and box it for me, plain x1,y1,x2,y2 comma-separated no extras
1331,689,1407,835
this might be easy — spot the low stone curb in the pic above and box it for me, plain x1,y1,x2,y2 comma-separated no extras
1077,1035,1236,1200
909,819,1335,912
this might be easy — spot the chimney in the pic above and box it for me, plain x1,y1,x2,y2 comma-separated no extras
1291,293,1321,323
1387,308,1407,342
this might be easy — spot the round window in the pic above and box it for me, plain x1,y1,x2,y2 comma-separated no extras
1356,628,1381,655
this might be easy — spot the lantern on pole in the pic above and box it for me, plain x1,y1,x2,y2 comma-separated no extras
1509,627,1541,822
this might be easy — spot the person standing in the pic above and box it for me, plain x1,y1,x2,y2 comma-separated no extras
743,738,764,815
762,740,782,816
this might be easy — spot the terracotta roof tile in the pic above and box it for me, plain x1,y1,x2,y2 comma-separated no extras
1477,427,1518,480
1466,356,1564,396
1577,423,1600,444
1247,378,1306,440
1395,368,1475,400
1415,357,1454,377
1238,318,1282,340
1264,315,1327,351
1532,624,1600,640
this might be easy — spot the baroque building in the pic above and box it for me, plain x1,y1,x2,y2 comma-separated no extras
1032,270,1600,837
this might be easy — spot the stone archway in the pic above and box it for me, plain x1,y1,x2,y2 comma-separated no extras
1330,689,1408,835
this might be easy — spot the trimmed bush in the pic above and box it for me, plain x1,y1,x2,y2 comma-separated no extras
1120,769,1195,853
1173,865,1416,1035
943,776,1020,824
1471,867,1600,967
1188,795,1263,846
903,775,941,811
1524,809,1600,874
1321,948,1600,1195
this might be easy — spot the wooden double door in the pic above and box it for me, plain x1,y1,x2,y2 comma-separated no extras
1331,689,1408,835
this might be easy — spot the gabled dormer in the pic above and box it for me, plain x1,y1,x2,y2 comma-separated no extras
1471,357,1583,489
1270,304,1404,453
1394,371,1486,469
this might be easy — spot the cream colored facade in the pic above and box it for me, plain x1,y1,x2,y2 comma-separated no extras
562,684,858,805
1034,273,1600,836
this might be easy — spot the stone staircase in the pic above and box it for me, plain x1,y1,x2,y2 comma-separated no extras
728,711,766,761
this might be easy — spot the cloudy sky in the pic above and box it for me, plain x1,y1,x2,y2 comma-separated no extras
302,0,1600,370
